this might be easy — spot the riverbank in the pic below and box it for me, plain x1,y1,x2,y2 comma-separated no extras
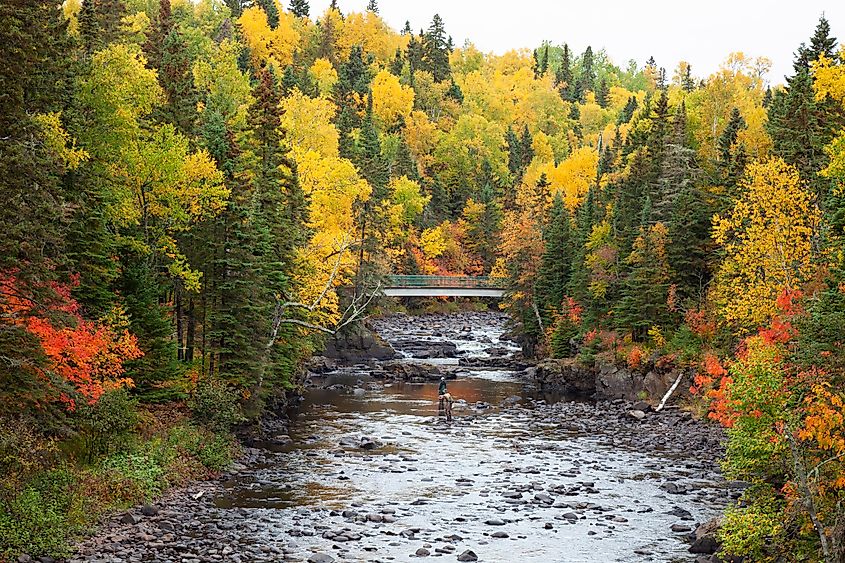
66,312,734,562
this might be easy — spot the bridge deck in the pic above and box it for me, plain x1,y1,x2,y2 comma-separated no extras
384,275,505,297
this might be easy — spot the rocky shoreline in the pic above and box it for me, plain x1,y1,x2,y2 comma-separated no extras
67,312,732,563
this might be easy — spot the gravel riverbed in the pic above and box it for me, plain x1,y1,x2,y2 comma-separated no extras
71,312,734,563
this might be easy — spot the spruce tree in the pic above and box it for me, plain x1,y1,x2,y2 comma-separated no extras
0,0,75,387
144,0,172,69
389,48,404,76
536,193,573,321
422,14,451,82
256,0,279,28
290,0,309,18
767,16,845,206
407,33,423,75
555,43,573,99
366,0,378,13
595,79,609,108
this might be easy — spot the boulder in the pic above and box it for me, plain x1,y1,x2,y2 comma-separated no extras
689,517,721,555
532,359,596,395
457,550,478,562
322,322,396,363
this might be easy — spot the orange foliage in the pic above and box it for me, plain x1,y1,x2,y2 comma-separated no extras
0,273,142,408
626,346,644,369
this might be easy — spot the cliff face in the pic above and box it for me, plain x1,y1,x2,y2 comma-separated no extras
527,358,689,403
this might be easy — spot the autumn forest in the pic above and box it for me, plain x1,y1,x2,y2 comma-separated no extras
4,0,845,560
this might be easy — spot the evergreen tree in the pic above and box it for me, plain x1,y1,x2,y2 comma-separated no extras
681,63,695,92
615,216,673,339
407,32,423,75
394,138,419,180
289,0,309,18
78,0,100,54
422,14,451,82
144,0,172,69
389,48,404,76
767,16,845,205
536,193,573,320
555,43,573,99
575,45,595,99
256,0,279,28
618,96,638,124
0,0,76,391
595,79,609,108
447,79,464,102
157,28,197,135
366,0,378,13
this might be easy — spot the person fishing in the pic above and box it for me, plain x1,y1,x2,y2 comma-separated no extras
438,376,453,421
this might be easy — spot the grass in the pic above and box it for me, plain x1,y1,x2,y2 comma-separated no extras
0,405,239,560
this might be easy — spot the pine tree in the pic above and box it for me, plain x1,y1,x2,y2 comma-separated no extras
422,14,451,82
366,0,378,14
289,0,309,18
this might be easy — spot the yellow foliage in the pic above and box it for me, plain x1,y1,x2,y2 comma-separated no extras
389,176,429,223
404,110,441,173
33,112,89,171
420,224,448,259
712,158,820,332
687,52,771,163
545,146,599,210
371,70,414,129
280,89,339,158
310,58,338,98
336,11,407,63
238,6,300,70
192,39,253,124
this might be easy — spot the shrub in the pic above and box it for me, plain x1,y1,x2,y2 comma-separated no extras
0,468,79,559
74,388,139,461
101,453,166,500
189,379,242,430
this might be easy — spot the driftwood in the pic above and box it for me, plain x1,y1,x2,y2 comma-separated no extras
655,371,684,412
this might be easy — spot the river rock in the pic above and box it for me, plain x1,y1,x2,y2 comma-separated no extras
457,550,478,562
307,554,335,563
323,322,396,363
689,518,721,554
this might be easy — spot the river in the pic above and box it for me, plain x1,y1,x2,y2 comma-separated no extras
73,312,731,563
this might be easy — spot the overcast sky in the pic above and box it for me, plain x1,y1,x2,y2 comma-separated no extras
306,0,845,85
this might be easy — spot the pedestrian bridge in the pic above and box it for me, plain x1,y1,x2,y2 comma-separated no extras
383,275,505,297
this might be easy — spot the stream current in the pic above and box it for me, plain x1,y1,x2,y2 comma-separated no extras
210,312,730,563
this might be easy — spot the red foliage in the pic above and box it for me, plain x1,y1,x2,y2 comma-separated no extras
684,308,716,338
0,272,142,408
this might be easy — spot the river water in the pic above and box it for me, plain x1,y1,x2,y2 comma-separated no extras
210,313,730,563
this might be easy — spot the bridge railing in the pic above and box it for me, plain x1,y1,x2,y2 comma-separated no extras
386,275,505,289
